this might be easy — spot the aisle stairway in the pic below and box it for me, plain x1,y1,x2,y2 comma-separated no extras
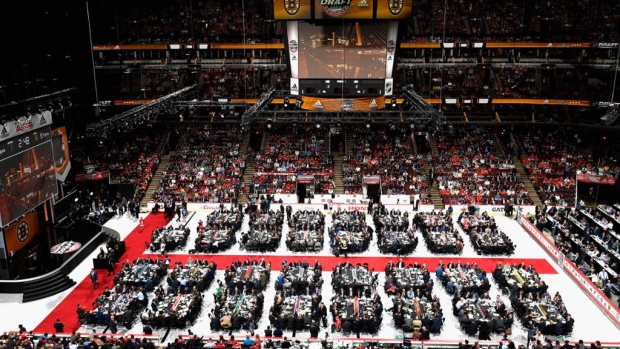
514,158,544,207
140,152,173,211
238,157,256,204
345,130,353,156
238,131,269,204
427,155,444,210
333,154,344,194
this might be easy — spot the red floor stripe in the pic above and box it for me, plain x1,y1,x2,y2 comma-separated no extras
163,254,557,274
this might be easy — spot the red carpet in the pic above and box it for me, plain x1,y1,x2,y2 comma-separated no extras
34,212,556,333
34,213,170,334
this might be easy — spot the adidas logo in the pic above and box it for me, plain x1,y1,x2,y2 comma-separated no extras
369,99,377,108
39,114,47,125
313,100,323,109
291,84,298,90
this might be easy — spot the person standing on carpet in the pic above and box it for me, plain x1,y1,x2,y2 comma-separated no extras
89,268,98,289
53,319,64,333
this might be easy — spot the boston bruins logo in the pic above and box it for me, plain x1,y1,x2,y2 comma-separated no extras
388,0,404,15
17,221,30,243
284,0,300,15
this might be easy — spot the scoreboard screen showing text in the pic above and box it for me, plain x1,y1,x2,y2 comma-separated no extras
0,126,57,227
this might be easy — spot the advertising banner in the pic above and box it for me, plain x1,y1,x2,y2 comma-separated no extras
576,173,616,185
3,211,40,254
299,96,385,111
287,22,300,79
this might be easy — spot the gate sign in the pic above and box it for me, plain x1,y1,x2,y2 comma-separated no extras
576,173,616,185
363,176,381,184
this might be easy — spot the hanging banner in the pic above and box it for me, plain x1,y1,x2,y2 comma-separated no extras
287,22,299,80
299,96,385,111
576,173,616,185
3,211,40,254
385,21,399,79
290,78,300,96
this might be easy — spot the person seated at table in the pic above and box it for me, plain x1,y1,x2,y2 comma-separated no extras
243,334,255,346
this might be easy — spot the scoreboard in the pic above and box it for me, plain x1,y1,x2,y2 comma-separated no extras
275,0,413,20
0,117,57,227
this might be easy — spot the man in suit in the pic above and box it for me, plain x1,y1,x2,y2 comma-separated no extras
89,268,99,289
264,326,273,337
280,337,291,349
53,319,64,333
106,315,118,334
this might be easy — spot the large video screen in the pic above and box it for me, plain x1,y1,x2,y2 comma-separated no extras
0,127,57,227
297,21,388,79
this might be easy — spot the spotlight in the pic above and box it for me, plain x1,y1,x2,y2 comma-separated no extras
391,97,397,108
284,97,289,108
267,119,272,129
366,122,371,129
316,122,322,129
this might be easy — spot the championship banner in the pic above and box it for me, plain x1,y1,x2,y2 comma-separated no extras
299,96,385,111
51,126,71,182
384,78,394,96
287,22,300,79
75,171,110,182
0,110,53,142
385,21,399,78
3,211,40,254
273,0,313,20
576,173,616,185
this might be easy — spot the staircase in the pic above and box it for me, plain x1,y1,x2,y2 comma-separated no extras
22,274,76,303
345,130,353,156
426,155,444,210
238,131,269,204
493,131,506,156
333,154,344,194
238,157,256,204
514,158,544,206
140,152,174,211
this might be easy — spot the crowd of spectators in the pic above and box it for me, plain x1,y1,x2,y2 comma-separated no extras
514,126,591,207
406,0,619,43
153,124,245,205
88,131,162,204
253,125,333,195
343,125,430,203
433,125,531,206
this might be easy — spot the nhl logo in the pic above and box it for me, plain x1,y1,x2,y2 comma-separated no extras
320,0,352,17
17,221,30,243
387,40,396,54
340,100,354,111
284,0,300,15
289,40,298,53
388,0,404,15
